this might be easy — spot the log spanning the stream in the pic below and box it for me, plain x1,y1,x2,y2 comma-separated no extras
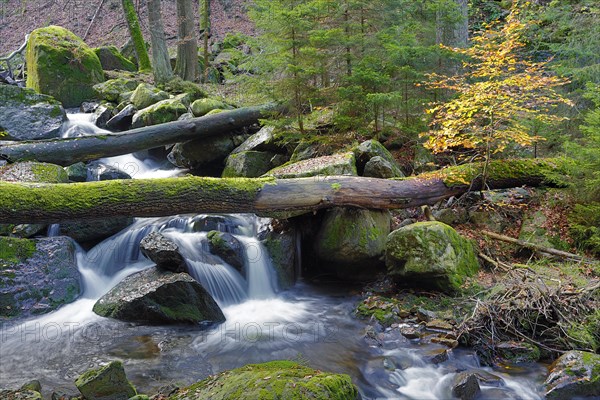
0,159,564,224
0,103,280,166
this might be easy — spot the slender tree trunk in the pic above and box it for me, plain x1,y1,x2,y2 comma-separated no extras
435,0,468,48
121,0,151,72
147,0,173,83
175,0,198,81
199,0,210,81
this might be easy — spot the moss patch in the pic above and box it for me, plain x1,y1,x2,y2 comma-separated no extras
0,237,36,265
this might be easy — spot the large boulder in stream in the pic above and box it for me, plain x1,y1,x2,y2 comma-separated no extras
385,221,479,293
544,351,600,400
168,360,359,400
206,231,245,272
222,150,277,178
139,232,187,273
314,208,391,280
74,361,137,400
92,267,225,325
26,26,105,108
0,236,81,320
168,135,240,170
0,85,66,141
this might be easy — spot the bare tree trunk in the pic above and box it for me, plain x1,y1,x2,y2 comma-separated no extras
175,0,198,81
436,0,468,48
147,0,173,83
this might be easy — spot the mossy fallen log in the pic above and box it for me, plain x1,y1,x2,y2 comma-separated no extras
0,103,279,166
0,158,565,224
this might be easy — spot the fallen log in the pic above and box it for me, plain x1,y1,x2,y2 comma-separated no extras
0,159,564,224
0,103,280,166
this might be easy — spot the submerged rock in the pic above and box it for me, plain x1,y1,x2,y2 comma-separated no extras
74,361,136,400
139,232,187,273
168,360,359,400
385,221,479,293
265,152,357,178
26,26,104,107
0,84,66,140
544,351,600,399
92,267,225,325
206,230,245,271
0,236,81,320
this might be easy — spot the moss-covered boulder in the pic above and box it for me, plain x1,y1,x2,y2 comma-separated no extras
93,78,139,103
0,84,66,141
0,162,68,183
315,208,391,280
190,98,229,117
94,45,137,72
495,341,540,364
544,351,600,400
0,390,42,400
207,231,245,272
385,221,479,293
354,139,404,177
168,360,359,400
92,267,225,325
0,237,81,320
265,152,357,179
231,126,282,154
363,156,397,179
167,135,238,169
75,361,136,400
131,97,187,128
130,83,170,110
26,26,105,108
259,225,297,290
222,151,276,178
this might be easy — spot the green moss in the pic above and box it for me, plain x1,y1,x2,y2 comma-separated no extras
0,237,36,264
121,0,151,72
30,163,69,183
331,183,342,190
93,45,137,71
157,76,206,99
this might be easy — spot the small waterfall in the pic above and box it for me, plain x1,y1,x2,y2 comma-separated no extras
47,223,60,237
61,112,110,138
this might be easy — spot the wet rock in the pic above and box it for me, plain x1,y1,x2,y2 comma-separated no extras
222,150,277,178
87,162,132,180
106,104,136,131
354,139,404,177
452,372,481,400
265,152,357,178
80,101,99,113
59,218,133,244
433,207,468,226
416,308,437,322
544,350,600,400
0,236,81,320
94,45,137,72
0,389,42,399
496,341,540,363
92,103,115,129
0,85,67,141
168,135,237,169
10,224,47,238
470,370,505,387
430,336,459,348
93,267,225,325
0,162,68,183
51,388,80,400
131,97,188,128
259,225,297,290
168,360,359,400
230,126,282,154
65,162,88,182
314,208,391,280
207,231,244,271
74,360,136,400
26,26,104,107
191,215,234,233
93,78,139,103
385,221,479,293
428,348,449,364
426,319,454,331
399,325,422,339
20,381,41,393
140,232,187,273
130,83,169,109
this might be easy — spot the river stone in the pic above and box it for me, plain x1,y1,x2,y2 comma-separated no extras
92,267,225,325
207,231,245,272
74,361,136,400
20,381,42,393
131,97,188,128
59,218,133,244
452,372,481,400
265,152,357,178
168,135,236,169
94,46,137,72
385,221,479,293
363,156,396,179
354,139,404,177
0,84,66,140
130,83,169,109
93,78,139,103
0,390,42,400
65,162,88,182
92,103,116,129
315,208,391,280
0,236,81,320
222,150,276,178
544,351,600,400
259,225,297,290
168,360,359,400
230,125,282,154
139,232,187,273
26,26,104,108
495,341,541,363
190,98,229,117
106,104,136,131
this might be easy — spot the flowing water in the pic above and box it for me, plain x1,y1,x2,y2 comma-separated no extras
0,114,549,398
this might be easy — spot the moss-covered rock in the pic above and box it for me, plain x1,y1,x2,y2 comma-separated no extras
544,351,600,400
92,267,225,325
74,361,136,400
207,230,245,272
190,98,230,117
363,156,397,179
259,226,297,290
495,341,541,364
156,77,206,99
385,221,479,293
315,208,391,280
130,83,170,109
0,84,66,141
265,152,357,179
0,390,42,400
94,45,137,72
168,360,359,400
131,97,187,128
26,26,105,107
223,151,276,178
167,135,237,169
354,139,404,177
93,78,139,103
0,237,81,320
0,162,68,183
